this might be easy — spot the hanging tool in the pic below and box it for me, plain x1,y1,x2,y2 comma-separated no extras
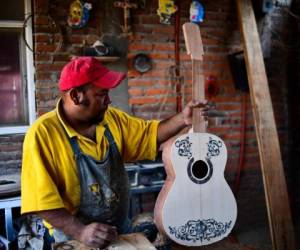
114,0,138,36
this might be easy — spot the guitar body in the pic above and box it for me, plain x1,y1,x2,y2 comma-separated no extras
154,132,237,246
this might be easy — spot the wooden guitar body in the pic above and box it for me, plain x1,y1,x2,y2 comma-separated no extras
155,132,237,246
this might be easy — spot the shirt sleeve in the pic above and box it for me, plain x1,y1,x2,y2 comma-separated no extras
109,108,160,162
21,125,65,214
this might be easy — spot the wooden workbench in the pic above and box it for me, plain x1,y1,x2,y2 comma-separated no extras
52,233,156,250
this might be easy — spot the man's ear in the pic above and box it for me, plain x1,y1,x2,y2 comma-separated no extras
69,88,82,105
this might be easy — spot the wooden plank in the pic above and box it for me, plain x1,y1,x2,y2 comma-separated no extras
236,1,296,249
52,233,156,250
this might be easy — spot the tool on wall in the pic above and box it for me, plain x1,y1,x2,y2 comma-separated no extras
67,0,92,28
114,0,138,36
83,40,117,58
133,54,153,73
157,0,178,24
23,14,63,59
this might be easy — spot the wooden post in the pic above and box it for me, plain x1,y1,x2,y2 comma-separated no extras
236,1,296,249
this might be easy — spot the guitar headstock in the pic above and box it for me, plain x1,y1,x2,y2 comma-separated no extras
182,22,204,61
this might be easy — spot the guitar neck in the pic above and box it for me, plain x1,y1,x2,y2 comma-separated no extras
192,59,206,133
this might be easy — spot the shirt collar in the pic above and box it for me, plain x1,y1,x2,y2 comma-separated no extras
55,98,108,139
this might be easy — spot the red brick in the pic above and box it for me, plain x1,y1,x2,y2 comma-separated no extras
35,44,57,53
53,54,70,62
131,24,153,33
34,16,50,25
205,11,231,21
202,38,221,46
129,97,158,104
203,54,227,62
34,0,49,14
34,54,51,62
153,26,174,34
35,63,65,72
145,88,172,96
127,70,142,78
69,36,85,44
36,92,56,101
128,43,153,51
153,43,174,51
128,88,144,96
35,34,51,43
35,72,52,81
35,81,58,89
128,79,155,87
139,16,158,24
206,47,230,53
149,53,172,60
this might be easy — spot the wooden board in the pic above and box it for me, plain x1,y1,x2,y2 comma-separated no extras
52,233,156,250
0,174,20,198
236,1,296,249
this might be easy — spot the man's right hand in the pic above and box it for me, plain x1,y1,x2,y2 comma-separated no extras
78,222,118,248
37,209,118,248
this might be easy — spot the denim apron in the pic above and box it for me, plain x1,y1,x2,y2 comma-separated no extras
54,125,131,243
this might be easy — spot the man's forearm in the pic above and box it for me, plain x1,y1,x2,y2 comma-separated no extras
157,112,186,145
37,208,84,240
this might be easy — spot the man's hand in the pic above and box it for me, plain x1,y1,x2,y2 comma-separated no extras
37,209,118,248
182,100,213,126
78,222,118,248
157,100,220,145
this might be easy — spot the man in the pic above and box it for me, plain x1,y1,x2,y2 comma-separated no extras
21,57,210,248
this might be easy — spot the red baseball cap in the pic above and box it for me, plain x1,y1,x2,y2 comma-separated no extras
59,57,126,91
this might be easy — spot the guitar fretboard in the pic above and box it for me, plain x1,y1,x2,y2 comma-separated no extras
192,60,206,133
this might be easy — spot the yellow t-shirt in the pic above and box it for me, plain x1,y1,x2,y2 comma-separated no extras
21,101,159,216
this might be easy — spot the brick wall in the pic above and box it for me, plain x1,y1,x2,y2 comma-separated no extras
0,0,297,238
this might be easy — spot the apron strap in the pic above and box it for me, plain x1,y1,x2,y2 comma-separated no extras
104,124,116,145
69,137,81,155
104,125,122,161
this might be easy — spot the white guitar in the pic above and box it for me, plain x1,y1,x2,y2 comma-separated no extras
154,22,237,246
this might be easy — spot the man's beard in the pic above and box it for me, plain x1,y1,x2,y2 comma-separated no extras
81,97,106,124
90,111,105,124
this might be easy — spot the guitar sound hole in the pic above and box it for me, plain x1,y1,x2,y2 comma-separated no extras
192,160,208,180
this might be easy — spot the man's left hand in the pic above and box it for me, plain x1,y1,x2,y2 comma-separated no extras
182,100,217,126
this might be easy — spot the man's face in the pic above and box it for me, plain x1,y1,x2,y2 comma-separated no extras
79,84,111,124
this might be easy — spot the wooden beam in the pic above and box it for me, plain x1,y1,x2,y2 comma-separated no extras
236,1,296,249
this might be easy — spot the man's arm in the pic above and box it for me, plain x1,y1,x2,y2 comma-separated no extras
157,100,209,145
37,209,117,248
